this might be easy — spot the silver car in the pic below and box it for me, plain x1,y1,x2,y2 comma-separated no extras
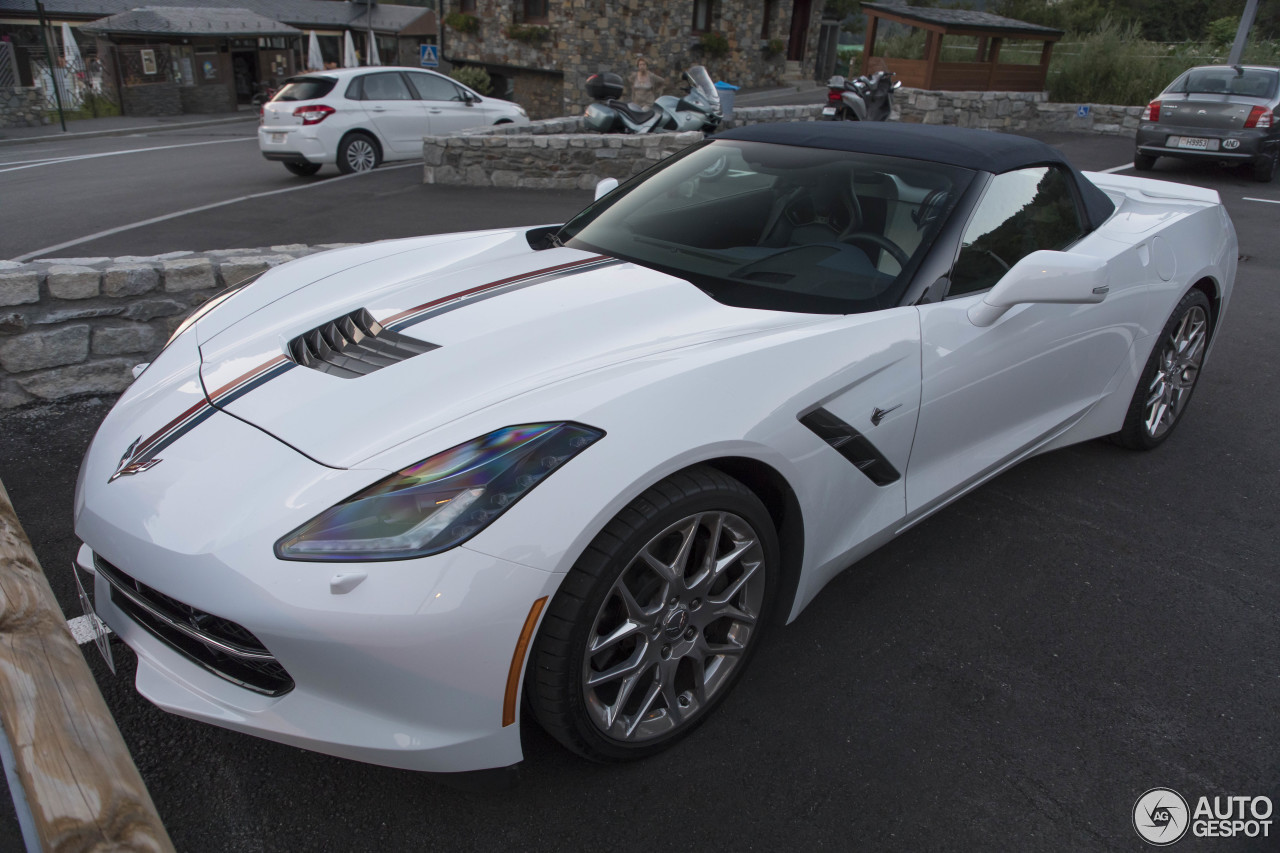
1134,64,1280,182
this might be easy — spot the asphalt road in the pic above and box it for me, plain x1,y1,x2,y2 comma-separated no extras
2,131,1280,852
0,121,593,261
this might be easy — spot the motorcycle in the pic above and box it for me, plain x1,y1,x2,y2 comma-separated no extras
583,65,722,135
823,71,900,122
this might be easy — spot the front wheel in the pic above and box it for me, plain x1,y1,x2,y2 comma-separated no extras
337,133,379,174
529,466,778,761
1113,289,1211,450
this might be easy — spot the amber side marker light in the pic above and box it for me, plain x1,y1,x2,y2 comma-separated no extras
503,596,548,727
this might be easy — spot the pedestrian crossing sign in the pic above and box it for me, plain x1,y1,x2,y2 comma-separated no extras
420,44,439,68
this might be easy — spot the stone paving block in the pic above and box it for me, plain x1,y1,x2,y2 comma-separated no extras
93,324,160,356
46,265,101,300
0,324,89,373
0,272,40,307
17,357,136,400
163,258,217,293
102,264,159,298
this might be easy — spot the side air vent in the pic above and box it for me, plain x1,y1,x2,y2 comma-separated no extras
799,408,901,486
288,308,438,378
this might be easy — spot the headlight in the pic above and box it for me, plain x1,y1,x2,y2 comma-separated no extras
275,422,604,562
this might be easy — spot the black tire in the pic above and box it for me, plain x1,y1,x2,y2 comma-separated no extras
1252,149,1277,183
1133,152,1157,171
529,465,778,762
1112,288,1212,450
337,132,380,175
283,161,322,177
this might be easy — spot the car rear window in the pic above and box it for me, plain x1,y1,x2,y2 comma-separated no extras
272,77,336,102
1173,67,1279,99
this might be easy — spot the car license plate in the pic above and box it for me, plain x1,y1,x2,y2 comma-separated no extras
270,132,286,144
72,562,115,674
1175,136,1214,150
822,106,837,116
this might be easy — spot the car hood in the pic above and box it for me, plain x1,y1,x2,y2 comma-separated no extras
195,229,811,468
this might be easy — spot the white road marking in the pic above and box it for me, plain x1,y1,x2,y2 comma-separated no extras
1242,196,1280,204
11,162,421,262
1100,162,1134,173
67,615,112,645
0,136,255,175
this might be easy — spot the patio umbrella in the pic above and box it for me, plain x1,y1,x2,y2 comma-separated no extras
342,31,358,68
60,22,83,73
366,32,381,66
306,30,324,71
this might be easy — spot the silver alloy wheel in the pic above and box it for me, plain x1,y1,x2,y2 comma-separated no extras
582,510,766,743
1144,304,1207,438
345,138,376,172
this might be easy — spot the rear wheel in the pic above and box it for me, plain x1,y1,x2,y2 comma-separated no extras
283,161,322,177
337,133,379,174
1113,289,1211,450
1133,152,1157,171
1253,149,1277,183
529,466,777,761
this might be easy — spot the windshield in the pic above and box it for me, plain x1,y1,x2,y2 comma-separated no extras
686,66,719,108
1170,67,1279,99
272,77,337,102
559,140,972,314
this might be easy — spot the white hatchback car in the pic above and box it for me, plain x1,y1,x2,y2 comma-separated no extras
259,67,529,176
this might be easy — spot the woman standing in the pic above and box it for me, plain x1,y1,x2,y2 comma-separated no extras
629,57,665,108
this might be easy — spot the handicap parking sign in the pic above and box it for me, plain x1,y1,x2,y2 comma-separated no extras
420,44,439,68
1076,105,1091,118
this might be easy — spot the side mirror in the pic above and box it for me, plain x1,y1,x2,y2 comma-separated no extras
594,177,619,200
968,250,1109,327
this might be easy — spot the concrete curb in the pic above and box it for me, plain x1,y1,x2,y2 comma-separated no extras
0,114,258,148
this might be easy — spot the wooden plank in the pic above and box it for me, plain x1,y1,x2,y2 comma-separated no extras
0,478,174,853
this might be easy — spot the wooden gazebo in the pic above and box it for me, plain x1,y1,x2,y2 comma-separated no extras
860,3,1063,92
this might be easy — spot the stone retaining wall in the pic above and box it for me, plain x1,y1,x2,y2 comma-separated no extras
0,245,355,410
423,91,1144,189
0,88,51,130
120,82,182,118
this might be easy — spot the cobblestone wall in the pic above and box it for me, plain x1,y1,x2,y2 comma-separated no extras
422,106,825,189
443,0,796,119
120,82,182,117
178,84,236,115
0,245,355,410
0,88,50,129
895,88,1143,135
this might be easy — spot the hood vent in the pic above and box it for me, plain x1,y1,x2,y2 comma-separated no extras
288,308,438,378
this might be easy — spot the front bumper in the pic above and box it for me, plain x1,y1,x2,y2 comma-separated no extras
76,407,560,773
1135,123,1274,163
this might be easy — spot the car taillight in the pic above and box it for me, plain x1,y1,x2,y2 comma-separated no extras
1141,100,1161,122
827,89,843,102
293,104,335,125
1244,105,1273,129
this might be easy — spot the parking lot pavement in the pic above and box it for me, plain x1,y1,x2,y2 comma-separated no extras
3,132,1279,851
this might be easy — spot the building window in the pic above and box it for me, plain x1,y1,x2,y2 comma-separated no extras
761,0,775,39
460,0,476,12
522,0,549,23
693,0,714,33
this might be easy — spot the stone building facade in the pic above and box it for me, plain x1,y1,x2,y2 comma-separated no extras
442,0,828,119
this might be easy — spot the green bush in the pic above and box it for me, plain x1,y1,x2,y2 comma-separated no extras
448,65,492,95
699,31,731,59
1047,19,1210,105
444,12,479,35
506,24,550,44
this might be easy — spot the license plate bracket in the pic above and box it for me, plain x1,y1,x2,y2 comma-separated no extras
72,562,115,674
270,132,286,144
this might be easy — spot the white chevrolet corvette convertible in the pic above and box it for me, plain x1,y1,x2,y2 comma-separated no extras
74,123,1236,774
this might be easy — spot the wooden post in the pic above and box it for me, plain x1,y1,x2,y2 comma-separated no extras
0,479,174,852
923,27,943,89
1039,39,1055,91
861,12,878,76
985,37,1003,89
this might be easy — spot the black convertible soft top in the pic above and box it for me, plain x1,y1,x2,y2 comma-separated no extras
716,122,1115,228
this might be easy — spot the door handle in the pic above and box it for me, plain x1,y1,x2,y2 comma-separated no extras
371,106,386,112
428,108,443,114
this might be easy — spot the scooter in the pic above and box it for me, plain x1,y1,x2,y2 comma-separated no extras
583,65,722,134
823,70,900,122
